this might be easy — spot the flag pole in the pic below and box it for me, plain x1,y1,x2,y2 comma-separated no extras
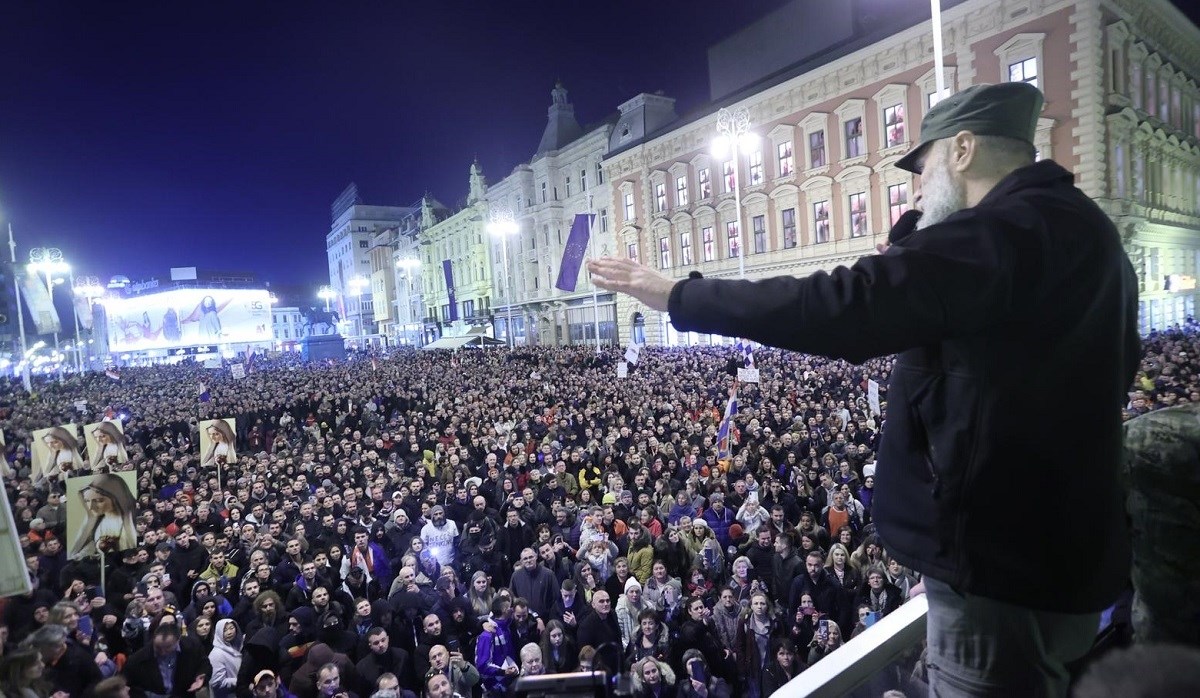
8,224,28,361
587,193,601,353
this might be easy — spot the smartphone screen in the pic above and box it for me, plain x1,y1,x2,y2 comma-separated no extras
818,619,829,636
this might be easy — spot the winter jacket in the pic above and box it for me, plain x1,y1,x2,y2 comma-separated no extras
208,619,242,698
668,160,1139,613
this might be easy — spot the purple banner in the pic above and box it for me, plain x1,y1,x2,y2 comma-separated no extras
555,213,594,292
442,259,458,322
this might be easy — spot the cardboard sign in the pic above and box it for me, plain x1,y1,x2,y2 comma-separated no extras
230,364,246,380
868,379,881,416
617,362,629,378
737,367,760,383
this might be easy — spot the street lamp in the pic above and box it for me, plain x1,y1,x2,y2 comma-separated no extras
931,0,948,103
349,275,370,345
73,275,104,371
712,107,758,279
395,258,421,346
318,285,337,312
487,209,518,348
27,247,70,354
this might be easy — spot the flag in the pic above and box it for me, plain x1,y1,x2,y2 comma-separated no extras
371,358,378,372
555,213,594,292
735,340,755,368
442,259,458,322
105,367,121,381
867,379,881,416
244,352,255,375
199,382,211,403
716,388,739,468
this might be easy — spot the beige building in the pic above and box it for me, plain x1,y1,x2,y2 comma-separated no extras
418,171,493,340
603,0,1200,345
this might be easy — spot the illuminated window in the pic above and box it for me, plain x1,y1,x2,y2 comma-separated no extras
813,201,830,243
1009,57,1038,87
777,141,794,177
676,175,689,207
748,150,764,186
782,208,797,248
655,183,667,212
844,118,864,158
849,192,868,238
887,183,910,226
752,215,767,254
884,104,906,148
726,221,741,259
723,161,736,192
659,237,672,269
698,168,712,198
809,131,826,168
702,226,715,262
680,231,693,265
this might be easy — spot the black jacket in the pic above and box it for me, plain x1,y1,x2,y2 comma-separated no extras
124,640,212,698
669,161,1139,613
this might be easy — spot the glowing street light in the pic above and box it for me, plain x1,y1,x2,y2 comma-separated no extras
487,208,518,348
712,107,758,280
318,285,337,312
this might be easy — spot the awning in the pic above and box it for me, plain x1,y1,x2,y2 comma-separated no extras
422,334,505,350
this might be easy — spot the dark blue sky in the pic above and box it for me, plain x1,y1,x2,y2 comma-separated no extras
4,1,1198,290
0,0,797,289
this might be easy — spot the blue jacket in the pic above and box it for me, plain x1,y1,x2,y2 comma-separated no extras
474,616,515,694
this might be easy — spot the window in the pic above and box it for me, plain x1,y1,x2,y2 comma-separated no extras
849,192,868,238
723,161,736,192
659,237,672,269
358,240,369,249
752,215,767,254
463,299,475,317
581,168,588,191
813,201,830,243
782,208,797,248
680,231,694,266
626,243,639,262
726,221,741,259
698,168,713,198
676,175,689,207
600,208,608,233
748,150,764,186
887,183,910,226
565,176,572,197
624,193,635,221
441,304,450,321
809,131,826,168
655,183,667,212
596,162,605,184
1008,57,1038,87
844,118,864,158
541,182,548,203
777,141,794,177
884,104,906,148
283,328,290,339
702,226,715,262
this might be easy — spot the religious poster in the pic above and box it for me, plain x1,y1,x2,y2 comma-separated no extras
199,418,237,468
84,420,129,470
30,424,84,484
65,471,139,560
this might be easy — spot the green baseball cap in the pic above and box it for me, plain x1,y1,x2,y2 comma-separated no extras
895,82,1045,174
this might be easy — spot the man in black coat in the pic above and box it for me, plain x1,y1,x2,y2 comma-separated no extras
355,626,413,695
509,548,558,618
588,82,1139,696
787,550,841,622
123,623,211,698
576,590,620,654
22,624,103,698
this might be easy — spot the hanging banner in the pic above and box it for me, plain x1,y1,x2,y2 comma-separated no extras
73,295,94,331
20,275,62,335
442,260,458,322
66,471,139,560
84,420,129,470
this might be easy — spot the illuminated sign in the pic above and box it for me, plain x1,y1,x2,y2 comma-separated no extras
102,288,272,351
1165,275,1197,292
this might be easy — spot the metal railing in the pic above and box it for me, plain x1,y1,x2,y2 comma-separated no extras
776,596,929,698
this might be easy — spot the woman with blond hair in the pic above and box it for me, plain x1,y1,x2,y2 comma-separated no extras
824,542,862,632
632,655,677,698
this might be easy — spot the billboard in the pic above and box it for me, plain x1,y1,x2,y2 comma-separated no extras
66,472,138,559
102,288,272,351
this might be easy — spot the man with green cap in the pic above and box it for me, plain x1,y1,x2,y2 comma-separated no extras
587,81,1140,696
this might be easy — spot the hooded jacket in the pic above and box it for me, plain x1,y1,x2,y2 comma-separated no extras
208,619,242,698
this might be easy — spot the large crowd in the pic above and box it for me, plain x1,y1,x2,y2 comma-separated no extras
0,325,1188,698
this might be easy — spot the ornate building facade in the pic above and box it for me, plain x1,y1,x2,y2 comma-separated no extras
603,0,1200,345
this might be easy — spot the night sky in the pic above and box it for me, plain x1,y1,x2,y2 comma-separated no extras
3,1,1199,290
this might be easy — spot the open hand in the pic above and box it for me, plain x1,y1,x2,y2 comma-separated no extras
586,258,676,312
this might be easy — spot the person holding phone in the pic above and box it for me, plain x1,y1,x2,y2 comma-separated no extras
679,651,733,698
805,619,843,666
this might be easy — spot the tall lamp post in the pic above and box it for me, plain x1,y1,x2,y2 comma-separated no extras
395,258,421,346
349,275,370,346
318,285,336,313
487,209,518,348
712,107,758,280
73,275,104,371
27,247,70,353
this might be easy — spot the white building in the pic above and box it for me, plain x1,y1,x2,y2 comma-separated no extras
326,183,416,343
271,305,302,351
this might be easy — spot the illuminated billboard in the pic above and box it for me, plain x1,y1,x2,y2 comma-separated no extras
102,288,272,351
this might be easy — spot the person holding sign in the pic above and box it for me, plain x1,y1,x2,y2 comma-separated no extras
35,425,85,483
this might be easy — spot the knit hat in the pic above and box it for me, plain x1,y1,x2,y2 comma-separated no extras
625,577,642,593
602,493,617,505
692,518,709,529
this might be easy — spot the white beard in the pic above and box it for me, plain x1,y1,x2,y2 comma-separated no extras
916,150,967,230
